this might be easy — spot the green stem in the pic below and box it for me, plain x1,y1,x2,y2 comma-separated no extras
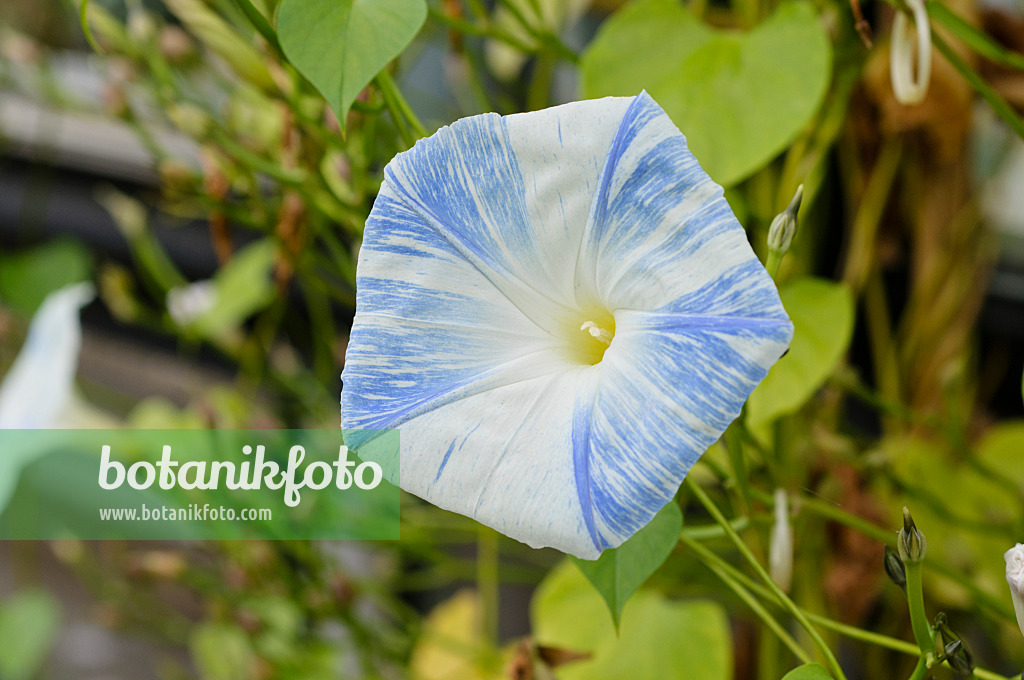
765,250,784,279
477,528,499,646
932,32,1024,141
907,657,928,680
686,478,849,680
376,70,427,141
427,7,537,54
681,534,812,664
786,492,1015,620
904,562,934,657
682,529,1014,680
681,516,754,540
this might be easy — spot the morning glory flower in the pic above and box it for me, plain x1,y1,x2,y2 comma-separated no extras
1005,543,1024,639
0,282,94,513
0,282,95,429
341,93,793,559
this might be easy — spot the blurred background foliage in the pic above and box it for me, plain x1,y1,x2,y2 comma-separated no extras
0,0,1023,677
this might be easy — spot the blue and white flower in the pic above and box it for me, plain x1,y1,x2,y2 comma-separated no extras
341,93,793,559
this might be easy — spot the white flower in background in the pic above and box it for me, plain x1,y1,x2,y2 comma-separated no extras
889,0,932,105
1005,543,1024,638
769,488,793,592
166,280,217,326
341,93,793,559
0,282,95,429
0,282,95,513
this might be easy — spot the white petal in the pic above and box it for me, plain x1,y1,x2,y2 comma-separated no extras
577,92,783,319
0,282,94,429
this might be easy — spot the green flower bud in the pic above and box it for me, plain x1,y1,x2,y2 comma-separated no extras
884,544,906,591
767,184,804,256
897,507,927,564
944,639,974,678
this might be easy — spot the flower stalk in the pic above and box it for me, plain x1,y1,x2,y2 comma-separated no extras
898,508,935,662
685,477,848,680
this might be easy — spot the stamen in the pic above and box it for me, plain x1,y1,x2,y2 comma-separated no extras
580,321,613,345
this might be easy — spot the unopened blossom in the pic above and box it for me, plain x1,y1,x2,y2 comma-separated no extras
166,280,217,326
769,488,793,592
889,0,932,105
341,93,793,559
1005,543,1024,639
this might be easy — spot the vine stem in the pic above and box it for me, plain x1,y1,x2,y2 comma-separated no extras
680,534,812,664
681,521,1015,680
376,70,427,141
907,657,929,680
904,561,935,657
477,528,499,646
685,477,850,680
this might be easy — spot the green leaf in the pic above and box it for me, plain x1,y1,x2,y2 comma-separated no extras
581,0,831,186
746,278,853,426
0,240,92,315
190,623,254,680
572,501,682,628
532,560,731,680
186,240,277,338
277,0,427,124
782,664,832,680
926,2,1024,73
0,590,61,680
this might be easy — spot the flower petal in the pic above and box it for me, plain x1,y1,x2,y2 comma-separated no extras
342,93,792,558
576,92,787,320
341,181,565,430
585,309,791,546
0,282,95,429
384,96,632,323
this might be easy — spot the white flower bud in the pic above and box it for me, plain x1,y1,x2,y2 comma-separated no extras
889,0,932,105
769,488,793,593
167,281,217,326
1004,543,1024,639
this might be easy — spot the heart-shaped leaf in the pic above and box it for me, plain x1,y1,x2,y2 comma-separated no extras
746,277,853,426
277,0,427,124
0,590,61,680
782,664,832,680
572,501,682,628
581,0,831,186
532,560,731,680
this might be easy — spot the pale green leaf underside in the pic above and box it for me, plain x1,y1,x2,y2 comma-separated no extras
581,0,831,186
532,560,732,680
782,663,833,680
746,277,854,426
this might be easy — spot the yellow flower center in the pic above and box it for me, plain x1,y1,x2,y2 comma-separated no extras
566,309,615,365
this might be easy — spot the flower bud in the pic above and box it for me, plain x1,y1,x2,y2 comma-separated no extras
167,103,211,138
167,281,217,326
769,488,793,592
884,544,906,590
1004,543,1024,639
889,0,932,105
944,639,974,678
767,184,804,256
897,507,927,564
158,25,195,63
127,10,157,43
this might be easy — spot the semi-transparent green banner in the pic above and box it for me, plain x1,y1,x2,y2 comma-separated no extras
0,429,399,540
